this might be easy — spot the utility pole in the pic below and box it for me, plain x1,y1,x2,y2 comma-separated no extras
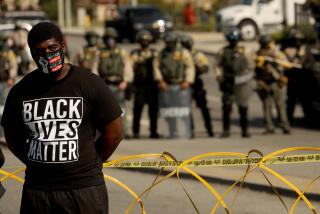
65,0,72,27
282,0,287,27
58,0,65,27
131,0,138,7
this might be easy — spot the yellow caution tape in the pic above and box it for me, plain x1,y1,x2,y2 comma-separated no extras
104,153,320,168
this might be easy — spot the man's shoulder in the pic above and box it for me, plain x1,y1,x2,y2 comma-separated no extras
71,64,101,80
7,70,39,97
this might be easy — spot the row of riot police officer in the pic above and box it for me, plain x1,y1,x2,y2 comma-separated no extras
74,26,318,139
217,27,320,137
216,29,296,138
74,28,215,139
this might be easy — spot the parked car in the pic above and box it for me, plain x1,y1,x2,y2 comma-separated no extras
105,5,173,42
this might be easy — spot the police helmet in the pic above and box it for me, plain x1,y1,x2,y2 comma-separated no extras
136,30,153,42
85,30,99,40
163,31,178,43
180,34,194,49
225,29,241,43
103,27,118,40
259,35,273,47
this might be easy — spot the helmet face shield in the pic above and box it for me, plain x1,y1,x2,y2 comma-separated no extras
164,31,178,50
259,35,273,48
87,36,98,46
140,39,150,48
180,35,194,50
165,41,177,50
225,29,241,44
85,31,99,46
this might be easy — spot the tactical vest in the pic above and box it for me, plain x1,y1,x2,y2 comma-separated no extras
17,48,31,76
232,47,248,76
132,48,156,85
160,48,186,84
0,50,10,81
98,48,124,83
82,47,97,69
221,46,237,78
190,49,199,72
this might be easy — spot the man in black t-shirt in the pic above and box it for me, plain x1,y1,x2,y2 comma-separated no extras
1,22,123,214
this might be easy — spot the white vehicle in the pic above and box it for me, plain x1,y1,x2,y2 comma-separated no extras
216,0,311,40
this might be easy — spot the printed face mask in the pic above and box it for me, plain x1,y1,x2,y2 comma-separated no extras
38,49,64,74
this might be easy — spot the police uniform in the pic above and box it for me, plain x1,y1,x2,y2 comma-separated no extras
255,35,290,134
217,43,254,138
154,32,195,138
74,31,100,75
301,46,320,126
131,30,159,138
180,34,214,137
282,31,306,124
0,44,17,107
98,28,133,137
98,48,133,103
74,46,100,75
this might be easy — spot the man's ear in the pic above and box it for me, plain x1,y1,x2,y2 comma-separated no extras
61,41,66,52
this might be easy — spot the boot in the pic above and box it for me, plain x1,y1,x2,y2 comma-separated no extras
221,104,232,138
239,106,251,138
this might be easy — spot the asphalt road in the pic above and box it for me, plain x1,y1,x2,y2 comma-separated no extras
1,144,319,214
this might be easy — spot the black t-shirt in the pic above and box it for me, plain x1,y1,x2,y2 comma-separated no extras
1,64,122,189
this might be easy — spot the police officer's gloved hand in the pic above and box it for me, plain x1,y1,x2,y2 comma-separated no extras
180,81,190,90
216,75,223,83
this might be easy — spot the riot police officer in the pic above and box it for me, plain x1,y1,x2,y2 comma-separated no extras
304,0,320,41
98,27,133,137
153,31,195,138
74,30,100,75
216,29,254,138
255,35,291,134
0,34,18,109
180,34,214,137
281,29,306,124
131,30,160,139
302,0,320,126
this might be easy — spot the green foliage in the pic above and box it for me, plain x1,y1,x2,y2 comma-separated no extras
39,0,58,21
175,16,215,32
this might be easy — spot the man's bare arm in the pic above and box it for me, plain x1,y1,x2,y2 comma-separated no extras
96,117,124,162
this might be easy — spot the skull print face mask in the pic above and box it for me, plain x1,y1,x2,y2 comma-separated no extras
37,48,64,75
